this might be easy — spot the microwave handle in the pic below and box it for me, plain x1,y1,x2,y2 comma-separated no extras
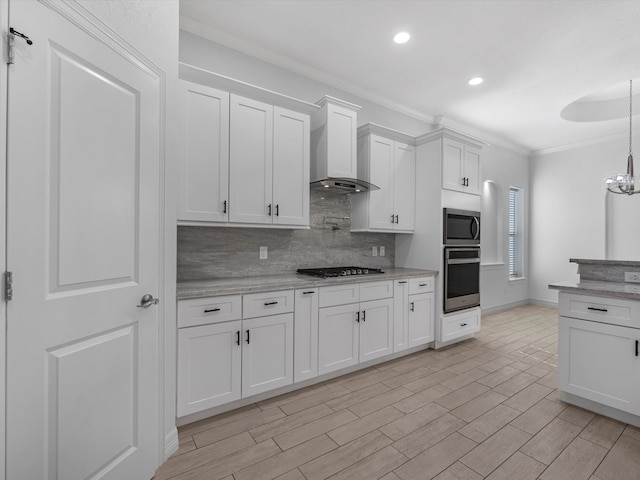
471,217,480,240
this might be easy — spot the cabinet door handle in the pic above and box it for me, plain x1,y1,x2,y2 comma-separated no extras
236,330,240,346
395,215,399,224
264,301,278,306
223,200,227,214
204,308,221,313
362,310,366,322
246,329,250,344
419,283,428,287
461,177,466,186
267,204,272,216
302,290,315,295
390,214,395,224
636,340,638,357
587,306,608,312
398,281,407,284
460,322,468,327
410,302,415,312
275,204,279,216
356,311,360,323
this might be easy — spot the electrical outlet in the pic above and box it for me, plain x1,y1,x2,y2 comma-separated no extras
259,246,268,260
380,246,385,257
372,246,378,256
625,271,640,283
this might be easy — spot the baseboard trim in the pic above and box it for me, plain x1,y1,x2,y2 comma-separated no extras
164,427,179,461
527,298,559,308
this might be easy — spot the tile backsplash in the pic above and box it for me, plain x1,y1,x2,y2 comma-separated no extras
178,190,395,280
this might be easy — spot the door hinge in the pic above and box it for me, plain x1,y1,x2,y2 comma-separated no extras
4,271,13,302
7,27,33,65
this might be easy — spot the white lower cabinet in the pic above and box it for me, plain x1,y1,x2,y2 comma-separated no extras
558,292,640,416
394,277,435,352
294,288,319,382
177,291,294,417
177,320,242,417
318,303,360,375
318,281,394,375
439,307,481,343
242,313,294,397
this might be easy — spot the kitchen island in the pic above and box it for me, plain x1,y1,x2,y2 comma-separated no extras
550,258,640,427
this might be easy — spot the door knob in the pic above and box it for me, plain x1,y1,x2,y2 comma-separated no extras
137,294,159,308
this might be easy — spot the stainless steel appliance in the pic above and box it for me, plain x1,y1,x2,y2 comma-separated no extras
443,247,480,313
296,266,384,278
443,208,480,245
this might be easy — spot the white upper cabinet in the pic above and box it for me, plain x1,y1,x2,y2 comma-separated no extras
351,125,416,233
178,80,230,223
310,96,360,181
442,137,482,195
229,95,274,224
178,64,316,228
272,107,310,226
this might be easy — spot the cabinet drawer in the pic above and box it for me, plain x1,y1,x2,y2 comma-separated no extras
360,280,393,302
319,283,360,308
178,295,242,328
243,290,294,318
440,308,481,343
559,293,640,329
409,276,434,295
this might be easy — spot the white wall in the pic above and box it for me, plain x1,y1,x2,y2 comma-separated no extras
480,144,530,312
529,132,640,304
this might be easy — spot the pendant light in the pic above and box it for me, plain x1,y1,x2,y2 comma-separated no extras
604,79,639,195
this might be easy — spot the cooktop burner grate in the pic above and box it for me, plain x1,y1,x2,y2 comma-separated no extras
296,266,385,278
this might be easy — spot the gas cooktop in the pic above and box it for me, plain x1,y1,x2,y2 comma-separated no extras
296,266,385,278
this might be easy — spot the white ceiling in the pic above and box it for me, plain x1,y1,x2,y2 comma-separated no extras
180,0,640,153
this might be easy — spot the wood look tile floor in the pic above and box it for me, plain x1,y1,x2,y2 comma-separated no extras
155,305,640,480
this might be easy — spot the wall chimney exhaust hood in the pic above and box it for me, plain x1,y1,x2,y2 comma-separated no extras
310,96,378,194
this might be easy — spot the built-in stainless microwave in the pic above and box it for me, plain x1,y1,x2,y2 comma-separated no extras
443,208,480,245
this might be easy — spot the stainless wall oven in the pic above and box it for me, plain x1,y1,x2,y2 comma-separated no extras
444,246,480,313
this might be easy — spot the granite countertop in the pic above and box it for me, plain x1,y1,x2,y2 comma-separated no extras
178,267,438,299
569,258,640,267
549,280,640,301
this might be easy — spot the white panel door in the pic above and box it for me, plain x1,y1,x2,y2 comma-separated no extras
178,80,229,223
463,146,481,195
441,138,464,192
359,298,394,362
242,314,294,397
6,2,161,479
294,289,319,382
368,136,395,230
177,321,242,416
408,293,435,347
393,143,416,231
273,106,310,226
318,303,360,374
229,94,273,224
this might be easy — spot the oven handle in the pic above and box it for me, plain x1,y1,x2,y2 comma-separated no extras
471,217,480,240
447,258,480,265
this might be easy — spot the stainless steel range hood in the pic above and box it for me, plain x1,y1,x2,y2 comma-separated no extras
310,96,378,195
310,177,379,194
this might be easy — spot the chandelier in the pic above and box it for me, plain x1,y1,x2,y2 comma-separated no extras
604,79,639,195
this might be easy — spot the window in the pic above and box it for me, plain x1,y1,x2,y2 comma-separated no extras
508,186,524,279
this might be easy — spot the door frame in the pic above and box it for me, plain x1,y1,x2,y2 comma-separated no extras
0,1,8,478
0,1,179,477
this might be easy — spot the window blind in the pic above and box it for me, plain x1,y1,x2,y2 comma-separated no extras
509,186,522,278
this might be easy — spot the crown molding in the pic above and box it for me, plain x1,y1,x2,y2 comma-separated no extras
179,16,435,123
180,16,533,157
532,126,640,157
357,123,416,145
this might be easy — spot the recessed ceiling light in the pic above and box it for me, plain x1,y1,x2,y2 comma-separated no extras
468,77,484,86
393,32,411,44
